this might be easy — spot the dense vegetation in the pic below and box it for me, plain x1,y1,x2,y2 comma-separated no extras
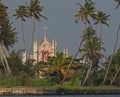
0,0,120,88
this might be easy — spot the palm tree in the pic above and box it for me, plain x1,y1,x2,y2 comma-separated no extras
0,2,17,76
0,21,17,76
114,0,120,9
109,47,120,85
75,0,95,28
0,2,8,75
13,5,29,51
0,2,8,23
7,50,23,75
102,0,120,85
80,28,104,85
73,0,95,69
27,0,47,57
93,11,110,41
46,52,73,84
62,0,96,84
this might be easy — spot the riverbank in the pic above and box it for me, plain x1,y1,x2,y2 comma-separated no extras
0,86,120,95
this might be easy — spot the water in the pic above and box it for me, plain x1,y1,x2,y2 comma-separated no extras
0,95,120,97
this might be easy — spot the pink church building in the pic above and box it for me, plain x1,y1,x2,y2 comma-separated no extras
22,24,68,64
33,24,57,62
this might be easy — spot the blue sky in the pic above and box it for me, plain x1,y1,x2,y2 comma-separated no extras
1,0,120,56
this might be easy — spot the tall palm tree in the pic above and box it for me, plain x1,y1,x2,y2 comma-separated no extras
93,11,110,41
109,47,120,85
74,0,95,68
13,5,29,51
0,2,11,76
0,21,17,76
102,0,120,85
0,2,17,76
0,2,8,75
80,28,104,85
27,0,47,57
62,0,95,84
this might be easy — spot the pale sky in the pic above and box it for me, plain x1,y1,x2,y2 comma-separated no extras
1,0,120,56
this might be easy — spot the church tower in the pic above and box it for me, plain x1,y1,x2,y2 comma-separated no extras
22,50,27,64
51,38,57,57
63,46,68,57
37,24,57,62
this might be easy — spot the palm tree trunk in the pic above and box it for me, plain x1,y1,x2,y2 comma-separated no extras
100,23,102,41
2,48,12,75
110,66,120,85
102,22,120,85
0,43,11,76
82,61,93,86
29,16,36,58
21,18,26,51
0,51,8,75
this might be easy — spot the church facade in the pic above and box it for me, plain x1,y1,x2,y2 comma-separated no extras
22,24,68,63
33,24,57,63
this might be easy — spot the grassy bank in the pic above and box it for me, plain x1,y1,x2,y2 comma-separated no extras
0,75,119,91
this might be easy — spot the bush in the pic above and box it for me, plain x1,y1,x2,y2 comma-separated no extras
0,76,22,87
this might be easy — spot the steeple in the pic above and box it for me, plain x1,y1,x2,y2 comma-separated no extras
63,46,68,57
52,37,57,57
43,24,48,41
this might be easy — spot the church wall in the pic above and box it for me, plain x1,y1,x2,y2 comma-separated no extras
37,41,53,62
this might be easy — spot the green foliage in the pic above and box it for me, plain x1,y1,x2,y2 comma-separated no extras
0,2,17,50
7,50,23,75
44,52,74,84
0,76,22,87
93,11,110,27
0,74,53,87
13,5,29,21
33,79,51,87
75,0,95,25
27,0,47,20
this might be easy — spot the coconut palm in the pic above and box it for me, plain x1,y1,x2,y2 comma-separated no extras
109,47,120,85
46,52,73,84
0,3,10,76
93,11,110,41
27,0,47,57
0,22,17,76
102,0,120,85
73,0,95,69
75,0,95,28
61,0,96,84
0,2,8,26
80,28,104,85
13,5,29,51
7,50,23,75
0,21,17,76
0,2,17,76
